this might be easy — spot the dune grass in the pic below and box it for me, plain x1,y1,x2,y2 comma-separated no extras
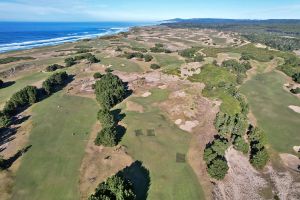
119,88,205,200
241,71,300,154
12,93,98,200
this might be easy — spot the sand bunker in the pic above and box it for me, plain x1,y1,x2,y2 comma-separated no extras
288,105,300,113
175,119,182,125
280,153,300,172
126,101,144,113
142,91,152,97
179,120,199,132
293,146,300,153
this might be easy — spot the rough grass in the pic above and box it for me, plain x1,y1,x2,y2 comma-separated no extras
12,93,98,200
119,89,205,200
0,72,48,108
241,71,300,154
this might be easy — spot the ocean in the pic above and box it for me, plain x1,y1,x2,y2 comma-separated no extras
0,22,151,53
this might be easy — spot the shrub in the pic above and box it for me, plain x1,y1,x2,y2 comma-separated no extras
207,159,229,180
0,111,11,128
88,174,135,200
97,109,114,128
292,73,300,83
233,136,249,154
46,64,64,72
42,71,68,95
150,64,161,70
94,126,117,147
0,56,34,64
65,57,76,67
250,148,269,169
93,72,103,79
3,86,38,115
95,73,127,109
105,68,113,73
144,54,153,62
0,79,3,88
290,87,300,94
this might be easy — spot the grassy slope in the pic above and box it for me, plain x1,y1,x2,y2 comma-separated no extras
120,89,205,200
99,56,143,73
12,93,98,200
241,71,300,154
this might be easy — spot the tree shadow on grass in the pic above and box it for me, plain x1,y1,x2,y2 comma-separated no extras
0,126,19,148
118,160,151,200
111,109,126,123
1,81,15,89
0,145,31,170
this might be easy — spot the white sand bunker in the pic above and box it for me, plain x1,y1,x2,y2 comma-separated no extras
179,120,199,132
288,105,300,114
141,91,151,97
293,146,300,153
175,119,182,125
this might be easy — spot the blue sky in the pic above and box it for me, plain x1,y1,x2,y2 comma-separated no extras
1,0,300,21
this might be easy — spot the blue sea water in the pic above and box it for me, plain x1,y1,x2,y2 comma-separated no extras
0,22,150,53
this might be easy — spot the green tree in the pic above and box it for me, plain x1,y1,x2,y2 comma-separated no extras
0,111,11,128
97,109,114,128
89,174,135,200
207,159,229,180
65,57,76,67
94,126,117,147
250,148,269,169
93,72,103,79
150,64,160,70
144,54,153,62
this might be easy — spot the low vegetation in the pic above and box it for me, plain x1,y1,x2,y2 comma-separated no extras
93,72,102,79
0,56,34,64
150,43,171,53
150,64,160,70
45,64,64,72
65,53,100,67
179,47,204,62
42,71,69,95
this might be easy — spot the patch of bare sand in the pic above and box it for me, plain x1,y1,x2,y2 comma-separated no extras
293,146,300,153
141,91,151,97
214,147,268,200
179,120,199,132
280,153,300,172
288,105,300,114
79,123,133,199
126,101,144,113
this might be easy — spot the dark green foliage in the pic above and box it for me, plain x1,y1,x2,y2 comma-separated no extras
76,48,91,54
74,53,100,63
292,73,300,83
290,87,300,94
105,68,113,73
144,54,153,62
0,111,11,128
88,174,135,200
95,73,127,109
240,52,251,61
210,139,229,156
248,127,269,169
93,72,103,79
207,159,229,180
0,56,34,65
222,59,252,75
45,64,64,72
97,109,114,128
233,136,249,154
179,47,204,62
124,52,144,60
150,64,161,70
150,43,169,53
42,71,69,95
203,148,218,164
65,57,76,67
3,86,38,115
0,79,3,88
94,126,117,147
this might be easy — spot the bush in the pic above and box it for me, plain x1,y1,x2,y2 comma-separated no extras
124,52,144,60
292,73,300,83
233,136,249,154
93,72,102,79
150,64,161,70
95,73,127,109
0,56,34,64
42,71,68,95
144,54,153,62
3,86,38,115
0,79,3,88
97,109,114,128
290,87,300,94
46,64,64,72
94,126,117,147
0,111,11,128
207,159,229,180
250,148,269,169
88,174,135,200
65,57,76,67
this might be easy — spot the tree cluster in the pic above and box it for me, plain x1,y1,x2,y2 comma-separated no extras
94,73,127,109
45,64,64,72
179,47,204,62
203,138,229,180
95,109,116,146
42,71,69,95
88,174,135,200
248,126,269,169
3,86,38,116
124,52,153,62
277,56,300,80
74,53,100,63
221,59,252,84
150,43,171,53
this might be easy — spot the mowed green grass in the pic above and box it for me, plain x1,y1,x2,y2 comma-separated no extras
12,93,98,200
153,54,184,70
241,71,300,154
98,55,143,73
0,72,48,108
120,89,205,200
